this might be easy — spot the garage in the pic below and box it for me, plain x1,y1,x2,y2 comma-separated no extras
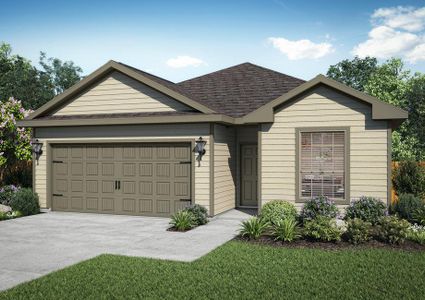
51,143,192,216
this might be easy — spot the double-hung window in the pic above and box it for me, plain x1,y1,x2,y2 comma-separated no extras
297,129,348,203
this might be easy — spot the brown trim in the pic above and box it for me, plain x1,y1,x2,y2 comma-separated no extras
387,125,392,207
31,128,36,193
295,127,350,205
46,142,52,209
191,140,196,208
209,124,215,216
242,74,408,126
28,60,215,120
257,125,262,213
18,114,234,128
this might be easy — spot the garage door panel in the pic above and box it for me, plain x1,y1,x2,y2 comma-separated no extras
71,180,83,192
52,143,191,216
156,200,170,214
86,163,99,176
86,197,99,210
71,197,83,210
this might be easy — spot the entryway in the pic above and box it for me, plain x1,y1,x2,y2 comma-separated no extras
240,144,258,207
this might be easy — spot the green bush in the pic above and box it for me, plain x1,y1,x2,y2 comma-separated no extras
303,216,342,242
392,193,424,222
271,218,301,242
0,184,20,206
413,205,425,225
345,218,372,245
345,196,386,225
260,200,298,225
300,196,339,223
406,224,425,245
375,216,410,244
392,160,425,198
0,211,8,221
239,217,269,240
183,204,208,226
9,188,39,216
169,210,196,231
0,210,23,221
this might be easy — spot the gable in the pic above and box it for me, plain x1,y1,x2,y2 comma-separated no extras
52,71,195,116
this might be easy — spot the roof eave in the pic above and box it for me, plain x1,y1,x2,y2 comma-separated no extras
17,114,235,128
240,74,408,127
27,60,216,120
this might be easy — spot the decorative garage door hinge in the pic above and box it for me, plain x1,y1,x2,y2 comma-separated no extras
179,161,191,164
52,160,64,163
179,199,191,202
52,194,63,197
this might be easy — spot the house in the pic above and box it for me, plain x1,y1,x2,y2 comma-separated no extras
18,61,408,217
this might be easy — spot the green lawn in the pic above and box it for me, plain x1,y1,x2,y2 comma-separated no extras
1,241,424,300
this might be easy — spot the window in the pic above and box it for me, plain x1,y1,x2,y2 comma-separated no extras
298,130,347,202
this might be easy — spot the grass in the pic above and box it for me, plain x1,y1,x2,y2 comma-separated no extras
1,241,425,299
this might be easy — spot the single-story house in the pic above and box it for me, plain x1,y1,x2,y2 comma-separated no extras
18,61,408,217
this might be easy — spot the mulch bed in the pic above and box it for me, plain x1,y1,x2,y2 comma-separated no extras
234,236,425,251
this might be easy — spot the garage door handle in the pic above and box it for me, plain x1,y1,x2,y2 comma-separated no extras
179,199,191,202
53,193,63,197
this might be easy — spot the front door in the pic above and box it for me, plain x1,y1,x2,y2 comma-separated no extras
240,144,258,207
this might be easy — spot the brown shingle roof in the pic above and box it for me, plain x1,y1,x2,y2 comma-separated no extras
177,63,305,117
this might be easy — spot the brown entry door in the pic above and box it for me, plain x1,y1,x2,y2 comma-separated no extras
51,143,191,217
240,144,258,207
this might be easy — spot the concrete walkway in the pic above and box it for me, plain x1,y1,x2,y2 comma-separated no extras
0,209,250,291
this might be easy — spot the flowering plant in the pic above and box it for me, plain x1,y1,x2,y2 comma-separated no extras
300,196,339,223
0,98,32,167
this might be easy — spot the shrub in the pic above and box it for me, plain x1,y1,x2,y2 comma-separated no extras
413,205,425,225
345,218,372,245
392,193,424,223
375,216,410,244
303,216,342,242
9,188,39,216
392,160,425,198
271,218,301,242
0,184,20,206
407,224,425,245
0,210,23,221
239,217,269,240
345,196,386,225
300,196,338,223
169,210,196,231
260,200,298,225
183,204,208,226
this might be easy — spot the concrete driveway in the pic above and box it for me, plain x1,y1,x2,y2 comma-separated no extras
0,209,250,291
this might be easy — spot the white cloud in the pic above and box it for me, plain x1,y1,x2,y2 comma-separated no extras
352,6,425,63
166,55,206,68
372,6,425,32
268,37,334,60
352,26,419,58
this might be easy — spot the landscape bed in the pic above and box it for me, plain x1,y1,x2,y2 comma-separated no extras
1,241,424,300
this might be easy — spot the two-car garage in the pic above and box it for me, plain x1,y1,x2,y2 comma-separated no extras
51,143,192,217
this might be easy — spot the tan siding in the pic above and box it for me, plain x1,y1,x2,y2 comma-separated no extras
34,124,211,212
261,86,389,210
214,124,236,214
53,71,194,116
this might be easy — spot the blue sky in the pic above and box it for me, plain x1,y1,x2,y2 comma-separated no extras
1,0,425,82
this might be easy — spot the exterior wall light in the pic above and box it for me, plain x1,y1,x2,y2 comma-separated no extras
31,139,43,165
194,137,207,166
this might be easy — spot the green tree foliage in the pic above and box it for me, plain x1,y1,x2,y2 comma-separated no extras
327,56,378,92
327,57,425,161
0,98,32,167
0,42,83,110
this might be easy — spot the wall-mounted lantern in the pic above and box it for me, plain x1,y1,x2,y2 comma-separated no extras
194,137,207,166
31,139,43,165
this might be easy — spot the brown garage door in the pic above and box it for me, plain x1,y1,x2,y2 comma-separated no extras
51,143,192,216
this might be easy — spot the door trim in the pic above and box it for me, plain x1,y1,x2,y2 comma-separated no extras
238,143,258,208
47,139,195,216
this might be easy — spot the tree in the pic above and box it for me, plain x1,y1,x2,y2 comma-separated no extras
326,57,425,161
0,42,83,110
0,97,32,168
327,56,378,91
39,52,83,95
